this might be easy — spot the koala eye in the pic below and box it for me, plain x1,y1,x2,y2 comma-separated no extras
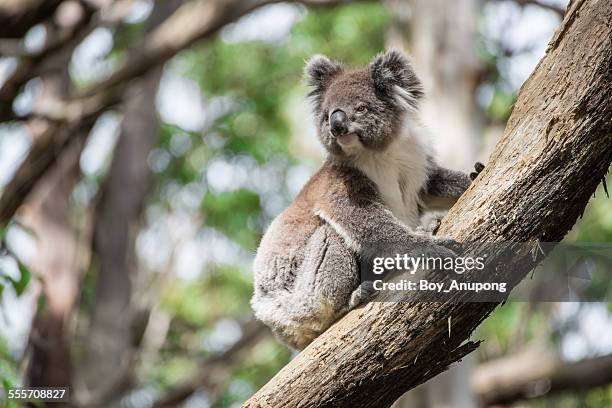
355,105,368,114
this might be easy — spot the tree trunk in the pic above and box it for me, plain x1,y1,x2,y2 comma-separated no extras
23,139,83,395
76,2,183,403
386,0,483,171
243,0,612,406
22,68,86,401
77,68,162,405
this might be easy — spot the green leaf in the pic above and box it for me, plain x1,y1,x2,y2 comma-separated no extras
7,261,31,296
0,225,6,242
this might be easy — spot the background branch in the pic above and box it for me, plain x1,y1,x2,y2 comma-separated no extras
0,0,95,123
0,0,372,227
0,0,63,38
489,0,566,17
473,349,612,405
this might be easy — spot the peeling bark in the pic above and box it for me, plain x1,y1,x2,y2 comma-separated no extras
243,0,612,406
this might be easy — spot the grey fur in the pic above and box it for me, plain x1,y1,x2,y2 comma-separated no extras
251,50,480,350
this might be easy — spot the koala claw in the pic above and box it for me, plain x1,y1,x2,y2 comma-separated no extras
416,218,442,236
470,162,485,181
349,281,378,309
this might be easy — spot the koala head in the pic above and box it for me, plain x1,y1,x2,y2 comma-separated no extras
304,49,423,158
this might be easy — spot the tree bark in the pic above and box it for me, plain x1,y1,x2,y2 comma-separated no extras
22,68,87,404
243,0,612,406
472,349,612,406
23,140,83,396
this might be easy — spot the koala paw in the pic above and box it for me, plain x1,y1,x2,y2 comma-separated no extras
411,234,461,262
349,281,378,309
470,162,485,181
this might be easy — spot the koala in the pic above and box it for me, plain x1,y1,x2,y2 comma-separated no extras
251,49,483,350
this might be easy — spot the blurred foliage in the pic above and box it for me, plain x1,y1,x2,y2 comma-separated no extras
203,190,261,249
163,265,253,326
0,223,32,302
0,336,21,408
529,387,612,408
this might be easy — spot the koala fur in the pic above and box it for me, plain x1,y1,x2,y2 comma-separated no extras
251,49,479,350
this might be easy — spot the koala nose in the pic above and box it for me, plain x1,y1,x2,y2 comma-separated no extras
330,109,348,137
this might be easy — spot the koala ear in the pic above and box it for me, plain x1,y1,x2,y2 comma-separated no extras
304,55,343,110
369,49,424,112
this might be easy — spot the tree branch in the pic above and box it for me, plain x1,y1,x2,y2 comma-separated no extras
515,0,566,16
243,0,612,406
81,0,370,98
0,0,369,227
473,349,612,405
489,0,566,17
0,1,95,123
0,0,63,38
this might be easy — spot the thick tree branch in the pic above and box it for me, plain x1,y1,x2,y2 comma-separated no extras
243,0,612,406
473,349,612,405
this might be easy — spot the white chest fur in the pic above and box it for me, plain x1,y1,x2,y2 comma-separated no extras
354,125,431,229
